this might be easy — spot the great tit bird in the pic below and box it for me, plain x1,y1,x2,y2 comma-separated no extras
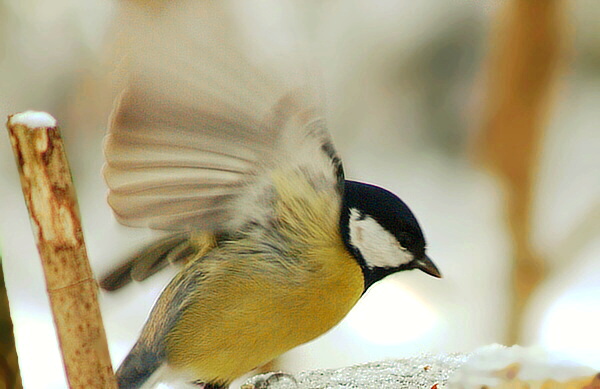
100,2,441,388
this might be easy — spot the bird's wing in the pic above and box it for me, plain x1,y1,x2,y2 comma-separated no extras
104,0,344,233
99,232,217,291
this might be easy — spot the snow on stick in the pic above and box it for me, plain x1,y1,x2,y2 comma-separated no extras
6,112,117,389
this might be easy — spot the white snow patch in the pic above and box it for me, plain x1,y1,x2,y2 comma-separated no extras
9,111,57,129
447,344,597,389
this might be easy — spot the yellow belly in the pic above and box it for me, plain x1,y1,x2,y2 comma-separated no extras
165,244,363,384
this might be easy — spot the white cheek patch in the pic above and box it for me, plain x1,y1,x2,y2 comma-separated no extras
348,208,413,268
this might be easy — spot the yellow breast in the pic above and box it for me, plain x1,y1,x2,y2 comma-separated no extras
165,172,364,384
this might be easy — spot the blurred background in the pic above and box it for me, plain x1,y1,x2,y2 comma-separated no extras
1,0,599,388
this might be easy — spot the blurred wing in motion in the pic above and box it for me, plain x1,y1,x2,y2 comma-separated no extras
104,0,344,235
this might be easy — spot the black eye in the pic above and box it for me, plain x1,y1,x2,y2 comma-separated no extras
398,233,412,249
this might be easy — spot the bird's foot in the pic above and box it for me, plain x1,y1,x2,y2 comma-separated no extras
244,372,298,389
193,381,227,389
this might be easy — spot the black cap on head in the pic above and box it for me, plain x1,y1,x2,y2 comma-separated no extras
340,180,441,289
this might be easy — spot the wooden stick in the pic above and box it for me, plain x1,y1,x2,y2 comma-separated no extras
6,111,117,389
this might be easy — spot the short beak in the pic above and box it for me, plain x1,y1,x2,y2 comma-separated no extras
413,255,442,278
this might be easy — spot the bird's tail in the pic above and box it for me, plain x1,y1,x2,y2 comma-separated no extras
116,341,163,389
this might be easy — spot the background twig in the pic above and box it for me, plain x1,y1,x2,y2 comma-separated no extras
0,258,22,389
477,0,569,344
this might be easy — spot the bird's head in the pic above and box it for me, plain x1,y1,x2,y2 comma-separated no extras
341,180,441,290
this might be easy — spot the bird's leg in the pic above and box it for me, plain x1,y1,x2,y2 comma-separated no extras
192,381,228,389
